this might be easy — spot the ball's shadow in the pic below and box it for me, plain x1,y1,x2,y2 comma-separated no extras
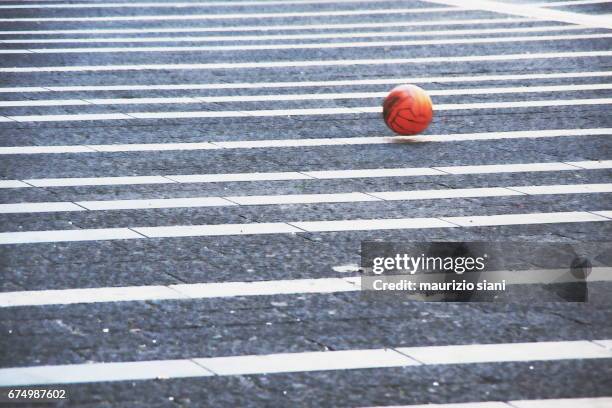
388,136,423,144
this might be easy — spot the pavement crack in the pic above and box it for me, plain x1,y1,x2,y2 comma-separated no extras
305,337,335,351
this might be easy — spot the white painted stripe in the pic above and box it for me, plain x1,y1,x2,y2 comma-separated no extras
88,142,217,152
4,267,612,308
413,128,612,143
369,187,523,200
289,217,458,232
0,7,457,22
3,83,611,108
0,210,609,244
0,0,447,9
3,127,610,155
208,133,468,148
5,98,612,123
426,0,612,29
2,70,611,94
0,25,589,44
25,175,174,187
0,228,143,245
0,0,597,5
0,202,85,213
0,360,211,387
225,192,380,205
510,183,612,195
441,211,605,227
591,211,612,219
165,171,310,183
434,98,612,111
509,397,612,408
88,97,198,105
0,284,193,307
0,87,51,93
2,51,609,73
566,160,612,169
171,276,361,298
0,145,96,154
305,167,446,179
0,277,362,307
0,18,534,36
200,348,418,376
77,196,235,210
0,99,86,107
0,180,30,188
5,33,611,54
396,340,611,365
368,401,509,408
0,340,609,386
131,222,302,237
8,113,133,122
434,162,581,174
1,183,608,214
537,0,612,6
592,340,612,350
3,160,608,189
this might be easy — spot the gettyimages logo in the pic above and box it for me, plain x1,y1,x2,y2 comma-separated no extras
372,253,487,275
360,241,611,303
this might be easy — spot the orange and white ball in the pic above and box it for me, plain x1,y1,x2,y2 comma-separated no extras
382,84,433,135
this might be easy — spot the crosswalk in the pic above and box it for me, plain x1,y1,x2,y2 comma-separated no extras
2,340,611,386
0,0,611,405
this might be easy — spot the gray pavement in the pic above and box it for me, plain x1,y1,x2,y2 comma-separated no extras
0,0,611,407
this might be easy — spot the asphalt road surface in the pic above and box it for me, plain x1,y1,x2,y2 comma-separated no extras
0,0,611,406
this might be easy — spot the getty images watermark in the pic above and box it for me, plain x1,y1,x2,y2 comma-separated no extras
360,241,612,302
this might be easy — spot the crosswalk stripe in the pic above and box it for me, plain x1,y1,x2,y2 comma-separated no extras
0,340,609,386
592,211,612,219
0,183,610,214
0,202,86,213
0,0,597,7
0,0,444,9
22,175,174,187
4,98,612,123
2,70,611,94
537,0,612,6
0,6,458,22
3,160,608,189
508,184,612,195
439,211,606,227
567,160,612,169
395,341,612,365
6,113,134,122
4,33,611,54
290,211,607,232
3,83,611,108
0,210,608,244
508,397,612,408
0,228,143,244
366,397,612,408
2,50,609,73
0,180,31,188
2,267,612,308
2,128,611,155
427,0,612,30
0,277,362,307
0,25,590,44
0,18,534,35
431,162,584,175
